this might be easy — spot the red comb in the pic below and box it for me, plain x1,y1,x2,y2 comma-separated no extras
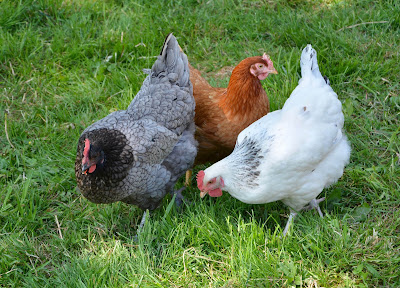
83,139,90,157
197,170,205,190
262,53,273,66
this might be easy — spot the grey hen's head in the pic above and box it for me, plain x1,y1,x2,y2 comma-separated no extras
75,128,135,203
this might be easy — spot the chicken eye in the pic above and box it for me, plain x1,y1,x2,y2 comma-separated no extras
258,64,264,69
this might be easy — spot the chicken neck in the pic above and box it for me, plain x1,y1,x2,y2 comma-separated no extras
219,72,268,124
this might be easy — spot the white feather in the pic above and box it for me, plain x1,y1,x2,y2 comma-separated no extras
204,44,351,212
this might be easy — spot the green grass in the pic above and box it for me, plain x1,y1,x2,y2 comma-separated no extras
0,0,399,286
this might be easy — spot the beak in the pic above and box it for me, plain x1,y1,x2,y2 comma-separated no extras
200,190,208,198
268,68,278,75
82,163,90,174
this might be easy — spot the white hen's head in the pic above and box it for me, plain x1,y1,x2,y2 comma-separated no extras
197,170,225,198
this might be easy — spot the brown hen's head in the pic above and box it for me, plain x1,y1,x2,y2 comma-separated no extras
229,53,278,81
221,53,277,122
248,53,278,80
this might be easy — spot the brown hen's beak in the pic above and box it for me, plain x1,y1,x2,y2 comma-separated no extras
200,190,208,198
269,68,278,74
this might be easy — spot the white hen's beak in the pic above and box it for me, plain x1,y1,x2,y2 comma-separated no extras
200,190,208,198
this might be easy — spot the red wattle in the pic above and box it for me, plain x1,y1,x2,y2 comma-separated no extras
88,164,96,173
209,188,222,197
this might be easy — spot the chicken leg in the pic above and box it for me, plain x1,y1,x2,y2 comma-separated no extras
303,197,325,218
138,209,149,230
282,209,297,236
134,209,150,241
172,187,187,208
185,170,192,186
282,197,325,236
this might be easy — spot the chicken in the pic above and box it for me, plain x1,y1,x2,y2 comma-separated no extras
197,45,351,236
75,33,197,229
191,54,277,164
184,54,277,184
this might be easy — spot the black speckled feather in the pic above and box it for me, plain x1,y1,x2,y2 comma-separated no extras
75,128,135,203
230,135,271,188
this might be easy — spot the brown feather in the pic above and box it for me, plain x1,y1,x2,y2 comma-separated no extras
190,56,274,165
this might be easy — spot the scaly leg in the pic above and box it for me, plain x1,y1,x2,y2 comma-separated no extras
134,209,149,241
282,197,325,236
310,198,325,218
173,187,187,208
138,209,148,230
303,197,325,218
185,170,192,187
282,209,297,236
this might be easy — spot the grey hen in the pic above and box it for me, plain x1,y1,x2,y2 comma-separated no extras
75,33,197,228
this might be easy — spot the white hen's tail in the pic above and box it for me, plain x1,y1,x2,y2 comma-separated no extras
300,44,325,82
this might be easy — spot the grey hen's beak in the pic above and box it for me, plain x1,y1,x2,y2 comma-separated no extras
82,163,90,174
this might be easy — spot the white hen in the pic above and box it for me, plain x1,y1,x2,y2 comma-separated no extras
197,45,351,235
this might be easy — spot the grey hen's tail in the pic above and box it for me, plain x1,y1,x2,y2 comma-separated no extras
127,33,194,135
151,33,191,89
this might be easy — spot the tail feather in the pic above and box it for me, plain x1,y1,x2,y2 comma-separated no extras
300,44,324,81
151,33,190,88
127,33,194,135
160,33,173,56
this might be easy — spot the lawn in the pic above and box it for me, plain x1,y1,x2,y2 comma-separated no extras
0,0,399,287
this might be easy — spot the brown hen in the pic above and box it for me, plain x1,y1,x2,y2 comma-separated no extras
191,54,277,164
185,54,277,184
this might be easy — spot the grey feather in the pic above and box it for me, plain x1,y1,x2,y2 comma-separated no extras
75,33,197,211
